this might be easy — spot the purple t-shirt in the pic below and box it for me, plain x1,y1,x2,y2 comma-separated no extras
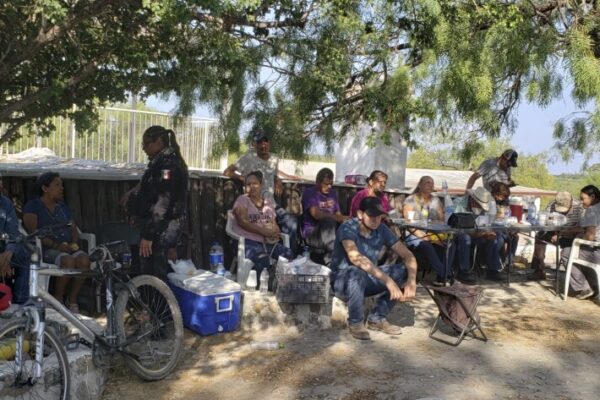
301,185,340,237
349,188,391,217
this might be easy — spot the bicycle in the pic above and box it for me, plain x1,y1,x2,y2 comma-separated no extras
0,223,184,399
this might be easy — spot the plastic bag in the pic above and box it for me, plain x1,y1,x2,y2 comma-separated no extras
168,259,197,275
275,256,330,276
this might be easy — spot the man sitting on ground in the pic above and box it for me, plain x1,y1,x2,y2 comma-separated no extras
330,197,417,340
301,168,349,264
454,187,503,282
528,191,583,280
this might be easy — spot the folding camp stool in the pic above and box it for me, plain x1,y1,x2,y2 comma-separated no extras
423,282,487,346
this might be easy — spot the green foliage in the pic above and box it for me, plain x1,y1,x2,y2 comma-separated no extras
3,0,600,163
408,138,555,190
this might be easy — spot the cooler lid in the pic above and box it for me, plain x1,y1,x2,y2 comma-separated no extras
182,271,241,295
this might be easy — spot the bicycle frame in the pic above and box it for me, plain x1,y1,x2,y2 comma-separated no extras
12,242,149,384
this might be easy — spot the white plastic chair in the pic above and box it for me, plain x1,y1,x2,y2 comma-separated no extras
563,238,600,301
225,210,289,289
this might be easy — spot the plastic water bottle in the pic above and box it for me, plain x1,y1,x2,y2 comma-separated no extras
250,341,284,350
442,180,454,224
216,263,225,277
209,242,224,273
528,201,537,224
421,205,430,222
302,246,310,258
260,269,269,293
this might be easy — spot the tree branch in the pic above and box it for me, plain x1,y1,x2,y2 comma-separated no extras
0,61,98,122
0,0,120,81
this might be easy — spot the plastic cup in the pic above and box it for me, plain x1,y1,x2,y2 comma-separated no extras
509,204,523,222
407,210,416,222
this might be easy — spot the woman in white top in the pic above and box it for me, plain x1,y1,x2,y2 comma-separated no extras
232,171,293,290
566,184,600,300
402,176,453,285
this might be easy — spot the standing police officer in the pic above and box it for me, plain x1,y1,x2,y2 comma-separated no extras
122,126,189,281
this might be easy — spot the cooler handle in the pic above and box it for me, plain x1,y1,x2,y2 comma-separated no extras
215,295,234,313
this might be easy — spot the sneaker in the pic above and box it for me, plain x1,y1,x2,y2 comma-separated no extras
430,277,447,287
527,269,546,281
456,271,477,285
66,301,80,314
366,319,402,335
486,270,504,282
348,323,371,340
575,288,595,300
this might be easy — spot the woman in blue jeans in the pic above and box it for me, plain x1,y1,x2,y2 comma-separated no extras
232,171,293,289
402,176,455,285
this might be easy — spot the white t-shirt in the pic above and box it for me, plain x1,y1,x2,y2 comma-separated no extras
476,158,512,191
235,152,278,200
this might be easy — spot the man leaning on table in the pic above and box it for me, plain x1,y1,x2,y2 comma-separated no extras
330,197,418,341
466,149,518,191
453,187,504,283
528,191,583,281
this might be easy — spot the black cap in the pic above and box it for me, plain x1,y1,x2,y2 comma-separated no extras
252,130,270,142
359,196,387,217
502,149,518,167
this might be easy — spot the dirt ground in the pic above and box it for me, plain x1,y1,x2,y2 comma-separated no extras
101,267,600,400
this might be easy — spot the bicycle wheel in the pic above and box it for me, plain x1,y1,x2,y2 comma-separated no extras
115,275,183,381
0,318,70,400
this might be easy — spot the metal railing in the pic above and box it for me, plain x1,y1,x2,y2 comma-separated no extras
0,107,227,170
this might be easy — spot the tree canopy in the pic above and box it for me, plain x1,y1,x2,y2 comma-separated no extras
2,1,600,161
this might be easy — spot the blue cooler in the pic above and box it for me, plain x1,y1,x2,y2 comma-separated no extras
168,271,242,336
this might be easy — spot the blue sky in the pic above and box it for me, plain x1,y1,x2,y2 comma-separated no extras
511,97,598,175
147,94,597,175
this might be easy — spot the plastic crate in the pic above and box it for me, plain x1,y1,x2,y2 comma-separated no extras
275,273,330,304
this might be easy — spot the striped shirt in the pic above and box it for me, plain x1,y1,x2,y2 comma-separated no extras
546,200,583,227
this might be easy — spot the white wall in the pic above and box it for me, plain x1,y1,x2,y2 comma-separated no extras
335,123,408,190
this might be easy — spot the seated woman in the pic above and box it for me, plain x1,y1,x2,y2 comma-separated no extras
23,172,91,313
232,171,293,289
564,184,600,300
349,170,392,217
402,176,454,286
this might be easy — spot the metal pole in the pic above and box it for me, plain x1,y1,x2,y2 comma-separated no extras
128,94,137,163
71,105,76,158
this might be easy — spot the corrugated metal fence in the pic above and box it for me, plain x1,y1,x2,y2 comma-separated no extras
1,107,226,170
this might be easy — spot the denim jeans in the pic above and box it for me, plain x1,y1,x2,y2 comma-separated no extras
245,238,293,288
275,206,299,257
10,245,32,304
331,263,408,325
457,233,501,272
407,239,455,281
496,232,519,266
